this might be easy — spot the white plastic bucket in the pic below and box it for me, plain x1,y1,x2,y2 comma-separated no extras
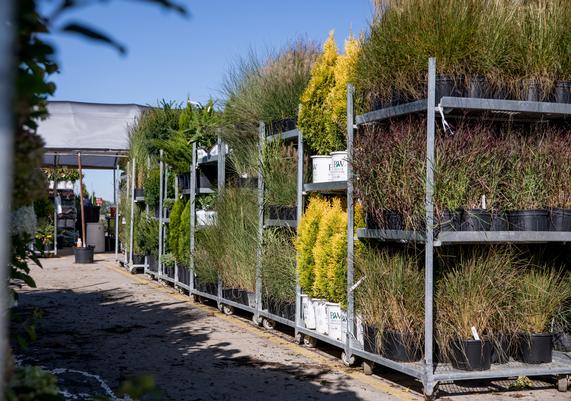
326,302,347,341
196,210,217,226
301,295,316,329
330,151,348,181
311,155,332,183
315,299,329,335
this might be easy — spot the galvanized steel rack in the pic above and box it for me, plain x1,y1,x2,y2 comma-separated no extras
344,58,571,398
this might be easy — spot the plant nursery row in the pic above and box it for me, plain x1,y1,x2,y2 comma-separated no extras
118,0,571,397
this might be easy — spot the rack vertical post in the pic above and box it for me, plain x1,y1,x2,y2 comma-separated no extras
423,57,437,396
255,123,265,323
158,150,164,277
129,159,136,266
189,142,197,292
345,84,355,359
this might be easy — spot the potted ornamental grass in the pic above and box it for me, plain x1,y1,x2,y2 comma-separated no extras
262,139,297,222
514,267,571,364
262,227,297,321
436,248,519,371
356,247,424,361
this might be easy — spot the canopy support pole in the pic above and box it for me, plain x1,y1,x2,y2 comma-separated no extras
77,153,87,245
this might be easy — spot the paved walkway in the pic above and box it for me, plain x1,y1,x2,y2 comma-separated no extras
15,254,569,401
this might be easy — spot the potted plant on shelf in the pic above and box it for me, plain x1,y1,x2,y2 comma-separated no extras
262,140,297,221
262,228,297,321
356,247,424,361
506,132,549,231
436,248,519,371
196,194,217,226
514,267,571,364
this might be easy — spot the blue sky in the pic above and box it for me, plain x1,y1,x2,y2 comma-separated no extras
48,0,374,200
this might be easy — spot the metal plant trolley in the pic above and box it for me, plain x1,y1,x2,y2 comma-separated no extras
344,58,571,398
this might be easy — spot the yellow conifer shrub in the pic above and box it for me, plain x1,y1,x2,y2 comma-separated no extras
298,31,339,154
313,198,346,298
295,196,330,296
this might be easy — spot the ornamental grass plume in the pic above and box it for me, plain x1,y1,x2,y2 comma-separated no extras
355,245,424,353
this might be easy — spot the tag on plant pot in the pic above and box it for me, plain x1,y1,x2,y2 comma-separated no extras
471,326,480,340
481,194,487,210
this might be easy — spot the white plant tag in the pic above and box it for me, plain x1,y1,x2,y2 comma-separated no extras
481,194,487,209
471,326,480,340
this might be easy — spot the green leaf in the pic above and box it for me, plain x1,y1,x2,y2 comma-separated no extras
60,22,127,55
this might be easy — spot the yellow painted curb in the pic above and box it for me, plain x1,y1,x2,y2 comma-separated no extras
105,261,421,401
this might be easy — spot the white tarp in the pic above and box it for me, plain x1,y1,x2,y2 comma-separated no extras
38,101,147,169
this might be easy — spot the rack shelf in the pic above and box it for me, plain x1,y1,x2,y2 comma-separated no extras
303,181,347,193
266,128,300,142
435,231,571,246
440,96,571,120
357,228,424,242
265,219,297,229
182,188,216,195
197,154,219,165
356,99,427,124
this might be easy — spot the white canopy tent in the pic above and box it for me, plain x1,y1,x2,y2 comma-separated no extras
39,101,147,169
37,100,147,257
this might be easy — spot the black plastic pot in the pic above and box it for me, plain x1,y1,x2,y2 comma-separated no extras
382,330,422,362
491,333,511,364
525,79,539,102
366,212,380,230
177,266,190,286
439,209,463,231
195,277,217,295
553,332,571,352
222,288,255,307
268,205,297,221
490,211,509,231
197,169,216,190
134,188,144,199
436,75,463,100
148,255,158,273
265,297,295,322
461,209,492,231
164,265,175,279
509,209,549,231
132,254,145,265
177,173,191,191
467,76,489,98
237,176,258,189
519,333,552,364
364,325,379,354
104,237,115,252
550,208,571,231
383,210,404,230
450,339,492,371
74,246,94,264
268,117,297,135
554,81,571,104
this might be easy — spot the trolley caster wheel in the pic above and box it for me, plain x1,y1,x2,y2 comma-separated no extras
303,335,317,348
217,303,224,312
341,351,357,367
222,304,234,315
423,383,439,400
190,294,199,303
262,318,276,330
252,314,262,326
362,360,374,375
557,375,568,392
294,332,303,345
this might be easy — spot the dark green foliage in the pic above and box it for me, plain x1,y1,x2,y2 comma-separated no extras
143,168,161,208
262,228,296,303
262,140,298,207
137,215,159,257
168,197,187,262
178,200,191,264
159,99,222,174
